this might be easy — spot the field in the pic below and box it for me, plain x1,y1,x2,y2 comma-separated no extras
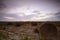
0,21,60,40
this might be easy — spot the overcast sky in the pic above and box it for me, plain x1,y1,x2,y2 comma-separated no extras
0,0,60,21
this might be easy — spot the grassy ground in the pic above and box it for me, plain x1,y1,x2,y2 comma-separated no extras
0,22,60,40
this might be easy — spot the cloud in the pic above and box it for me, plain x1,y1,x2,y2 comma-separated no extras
0,0,60,21
0,11,60,21
3,16,15,20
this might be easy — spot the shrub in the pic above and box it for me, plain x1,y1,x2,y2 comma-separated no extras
0,30,9,40
24,35,31,40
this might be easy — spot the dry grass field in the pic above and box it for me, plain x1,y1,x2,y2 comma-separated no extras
0,22,60,40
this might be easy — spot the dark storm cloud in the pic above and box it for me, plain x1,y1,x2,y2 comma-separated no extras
42,12,60,21
0,0,6,10
0,0,6,20
52,0,60,7
54,12,60,19
45,16,60,21
55,12,60,15
0,13,5,20
53,0,60,2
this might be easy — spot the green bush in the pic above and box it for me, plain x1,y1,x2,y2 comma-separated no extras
24,35,31,40
0,30,9,40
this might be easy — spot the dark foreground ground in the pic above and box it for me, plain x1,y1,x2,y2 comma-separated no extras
0,22,60,40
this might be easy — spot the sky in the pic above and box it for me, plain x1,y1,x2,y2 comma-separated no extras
0,0,60,21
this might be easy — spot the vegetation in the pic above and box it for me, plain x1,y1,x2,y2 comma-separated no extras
0,22,60,40
0,22,60,26
24,35,31,40
0,30,9,40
